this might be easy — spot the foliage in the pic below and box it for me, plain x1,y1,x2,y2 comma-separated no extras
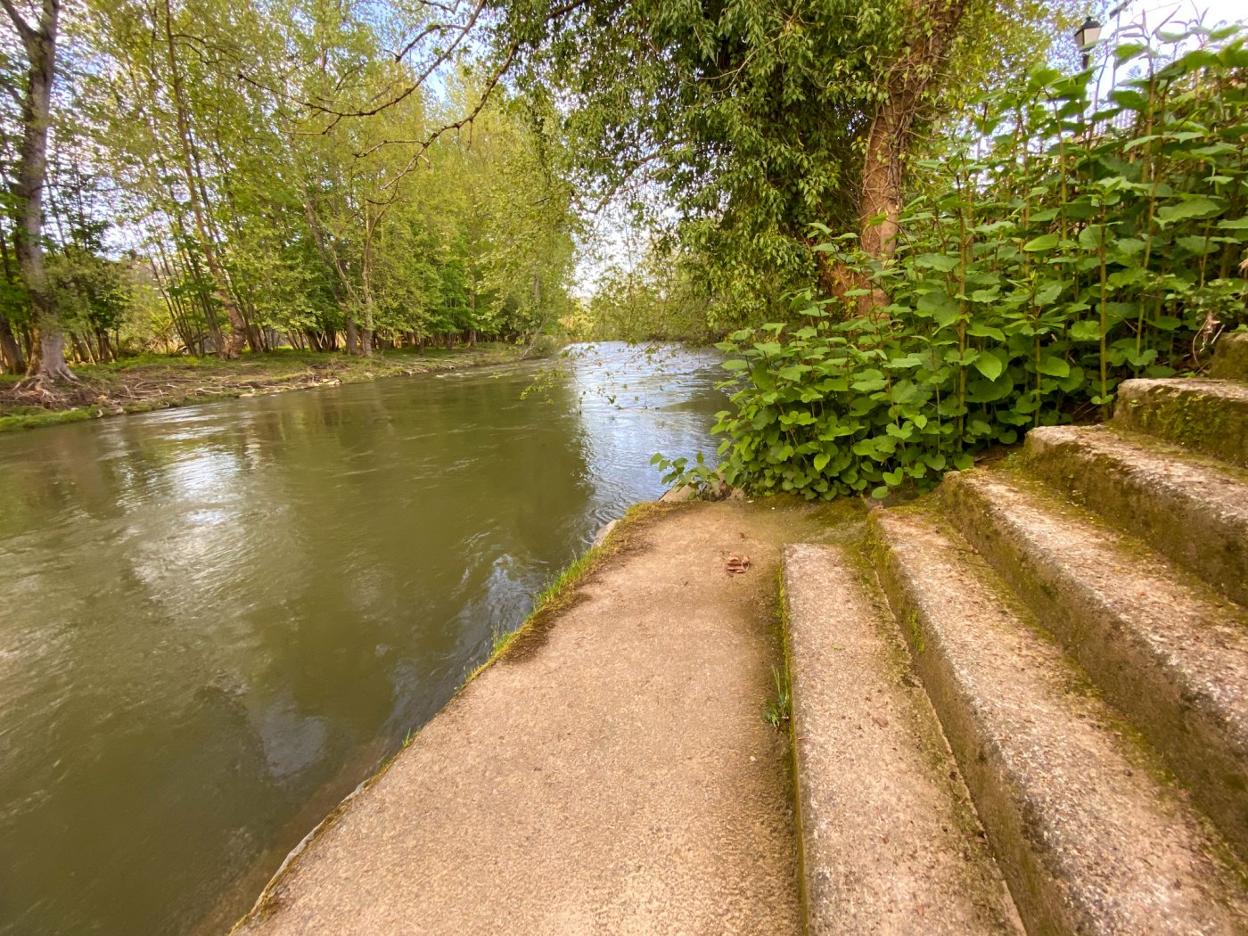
710,29,1248,501
581,247,717,343
649,451,719,495
0,0,577,372
763,664,792,730
502,0,1083,328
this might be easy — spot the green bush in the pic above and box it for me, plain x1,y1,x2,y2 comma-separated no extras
709,28,1248,500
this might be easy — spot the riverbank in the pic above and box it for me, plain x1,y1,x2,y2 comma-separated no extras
0,344,533,433
0,342,729,935
232,498,857,935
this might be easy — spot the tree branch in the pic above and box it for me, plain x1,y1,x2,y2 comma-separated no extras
0,0,38,58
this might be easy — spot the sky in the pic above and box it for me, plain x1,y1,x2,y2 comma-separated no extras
1126,0,1245,30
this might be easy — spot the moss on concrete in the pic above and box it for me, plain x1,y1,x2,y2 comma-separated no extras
1211,333,1248,381
1114,379,1247,468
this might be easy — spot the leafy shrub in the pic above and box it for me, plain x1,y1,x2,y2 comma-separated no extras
710,28,1248,500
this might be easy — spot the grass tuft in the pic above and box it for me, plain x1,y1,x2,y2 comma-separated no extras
763,663,792,729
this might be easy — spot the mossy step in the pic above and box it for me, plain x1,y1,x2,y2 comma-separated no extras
1114,378,1248,468
1212,333,1248,381
781,544,1021,935
870,508,1248,935
1023,424,1248,606
942,467,1248,864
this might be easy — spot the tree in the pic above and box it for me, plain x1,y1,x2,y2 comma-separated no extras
497,0,1081,319
860,0,971,261
1,0,70,382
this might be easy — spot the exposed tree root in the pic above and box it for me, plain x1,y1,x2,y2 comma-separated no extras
12,370,82,405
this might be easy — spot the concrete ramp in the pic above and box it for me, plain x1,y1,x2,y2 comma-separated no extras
233,502,810,936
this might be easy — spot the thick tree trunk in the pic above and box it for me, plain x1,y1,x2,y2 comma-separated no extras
858,0,969,262
5,0,72,382
859,107,907,261
344,317,358,355
0,227,27,372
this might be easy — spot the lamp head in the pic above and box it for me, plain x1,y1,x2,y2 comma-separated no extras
1076,17,1103,50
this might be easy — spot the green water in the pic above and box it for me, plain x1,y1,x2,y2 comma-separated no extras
0,343,724,935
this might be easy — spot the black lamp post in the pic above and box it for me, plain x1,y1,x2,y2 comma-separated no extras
1076,17,1103,69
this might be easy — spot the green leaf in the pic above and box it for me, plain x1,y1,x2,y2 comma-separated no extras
1036,355,1070,377
973,351,1005,381
1156,196,1223,225
914,253,960,272
967,322,1006,342
1022,233,1060,252
1070,320,1101,342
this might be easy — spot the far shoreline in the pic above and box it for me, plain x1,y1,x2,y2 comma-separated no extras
0,342,548,434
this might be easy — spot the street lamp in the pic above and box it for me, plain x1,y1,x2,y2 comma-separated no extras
1076,17,1103,68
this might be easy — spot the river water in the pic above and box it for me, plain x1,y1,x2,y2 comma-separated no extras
0,343,724,935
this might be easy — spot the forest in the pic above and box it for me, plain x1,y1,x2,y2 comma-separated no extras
0,0,577,382
1,0,1245,487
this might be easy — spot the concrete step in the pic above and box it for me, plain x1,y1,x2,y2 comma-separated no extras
781,544,1022,935
1114,377,1248,468
941,467,1248,863
870,508,1248,935
1212,332,1248,381
1023,424,1248,606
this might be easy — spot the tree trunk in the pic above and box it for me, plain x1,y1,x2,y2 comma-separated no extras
344,317,358,355
0,314,24,372
359,221,376,357
161,0,248,358
0,232,26,372
96,328,113,362
858,0,969,261
70,330,91,363
859,106,907,261
5,0,72,382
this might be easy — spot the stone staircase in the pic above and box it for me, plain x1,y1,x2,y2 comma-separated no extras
783,332,1248,934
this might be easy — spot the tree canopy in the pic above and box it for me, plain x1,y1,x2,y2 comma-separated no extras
0,0,578,377
497,0,1085,325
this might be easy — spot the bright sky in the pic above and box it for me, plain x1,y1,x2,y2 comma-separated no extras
1125,0,1245,30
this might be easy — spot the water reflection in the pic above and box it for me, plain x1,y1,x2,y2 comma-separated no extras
0,343,724,935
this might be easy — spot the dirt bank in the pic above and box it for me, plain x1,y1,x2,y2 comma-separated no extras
0,345,526,432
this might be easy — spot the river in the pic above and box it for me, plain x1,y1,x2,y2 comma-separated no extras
0,343,725,935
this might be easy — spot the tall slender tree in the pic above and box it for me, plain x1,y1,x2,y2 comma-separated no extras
2,0,70,382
